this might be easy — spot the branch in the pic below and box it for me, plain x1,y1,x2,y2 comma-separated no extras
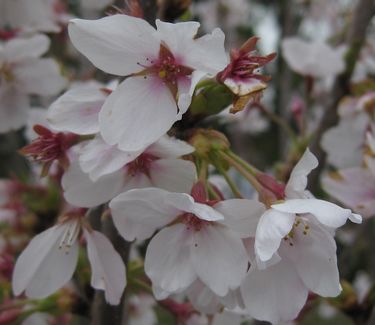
309,0,375,192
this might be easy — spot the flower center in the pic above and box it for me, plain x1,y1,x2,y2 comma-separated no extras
125,152,158,178
182,213,211,232
283,217,310,246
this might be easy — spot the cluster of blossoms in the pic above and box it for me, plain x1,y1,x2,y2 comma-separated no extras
3,10,363,325
1,1,375,325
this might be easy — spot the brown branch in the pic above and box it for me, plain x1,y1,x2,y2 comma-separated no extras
309,0,375,192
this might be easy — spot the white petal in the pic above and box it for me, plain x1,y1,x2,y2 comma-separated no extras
79,136,142,181
62,161,124,208
191,226,248,296
84,229,126,305
283,222,341,296
214,199,266,237
255,209,295,262
177,70,206,114
145,224,197,293
281,37,312,75
0,86,29,133
184,28,228,75
155,20,200,58
166,192,224,221
3,34,50,62
68,15,160,76
322,168,375,218
272,199,355,228
241,260,308,324
149,158,197,193
12,225,78,298
285,148,318,198
110,188,180,241
47,86,105,135
99,76,180,152
121,171,153,191
146,135,194,158
14,59,67,96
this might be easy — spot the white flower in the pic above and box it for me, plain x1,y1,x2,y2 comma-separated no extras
281,37,345,78
110,185,264,296
0,34,66,133
241,149,362,324
12,218,126,305
0,0,61,33
68,14,228,152
62,135,197,207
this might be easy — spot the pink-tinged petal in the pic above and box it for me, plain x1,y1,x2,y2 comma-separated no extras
110,188,180,241
149,159,197,193
47,86,105,135
3,34,50,62
0,86,29,133
272,199,357,228
62,161,124,208
68,15,160,76
14,58,67,96
285,148,318,198
166,192,224,221
255,209,295,262
184,28,228,75
146,135,194,158
191,226,248,296
214,199,266,238
122,171,153,192
12,225,78,298
241,260,308,324
322,168,375,218
145,224,197,293
282,222,341,297
79,136,142,181
84,229,126,305
99,76,180,152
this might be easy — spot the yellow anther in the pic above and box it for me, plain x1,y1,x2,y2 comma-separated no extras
159,70,167,78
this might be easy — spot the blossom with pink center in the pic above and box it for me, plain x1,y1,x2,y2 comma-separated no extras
110,183,265,296
12,213,126,305
0,34,67,133
68,14,228,152
240,149,362,324
62,135,197,207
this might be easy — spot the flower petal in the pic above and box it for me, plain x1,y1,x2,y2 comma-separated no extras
68,15,160,76
12,225,78,298
149,158,197,193
214,199,266,237
99,76,180,152
283,222,341,296
285,148,318,198
47,85,105,135
241,259,308,324
79,135,142,181
191,226,248,296
145,224,197,293
14,58,67,96
255,209,295,262
62,161,124,208
84,229,126,305
272,198,359,228
146,135,194,158
110,188,180,241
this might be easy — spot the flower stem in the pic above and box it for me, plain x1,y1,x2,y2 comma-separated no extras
212,162,243,198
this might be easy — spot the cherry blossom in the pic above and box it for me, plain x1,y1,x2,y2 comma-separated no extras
62,135,196,207
12,214,126,305
240,149,362,324
0,34,66,133
110,183,265,297
282,37,345,78
68,14,228,152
